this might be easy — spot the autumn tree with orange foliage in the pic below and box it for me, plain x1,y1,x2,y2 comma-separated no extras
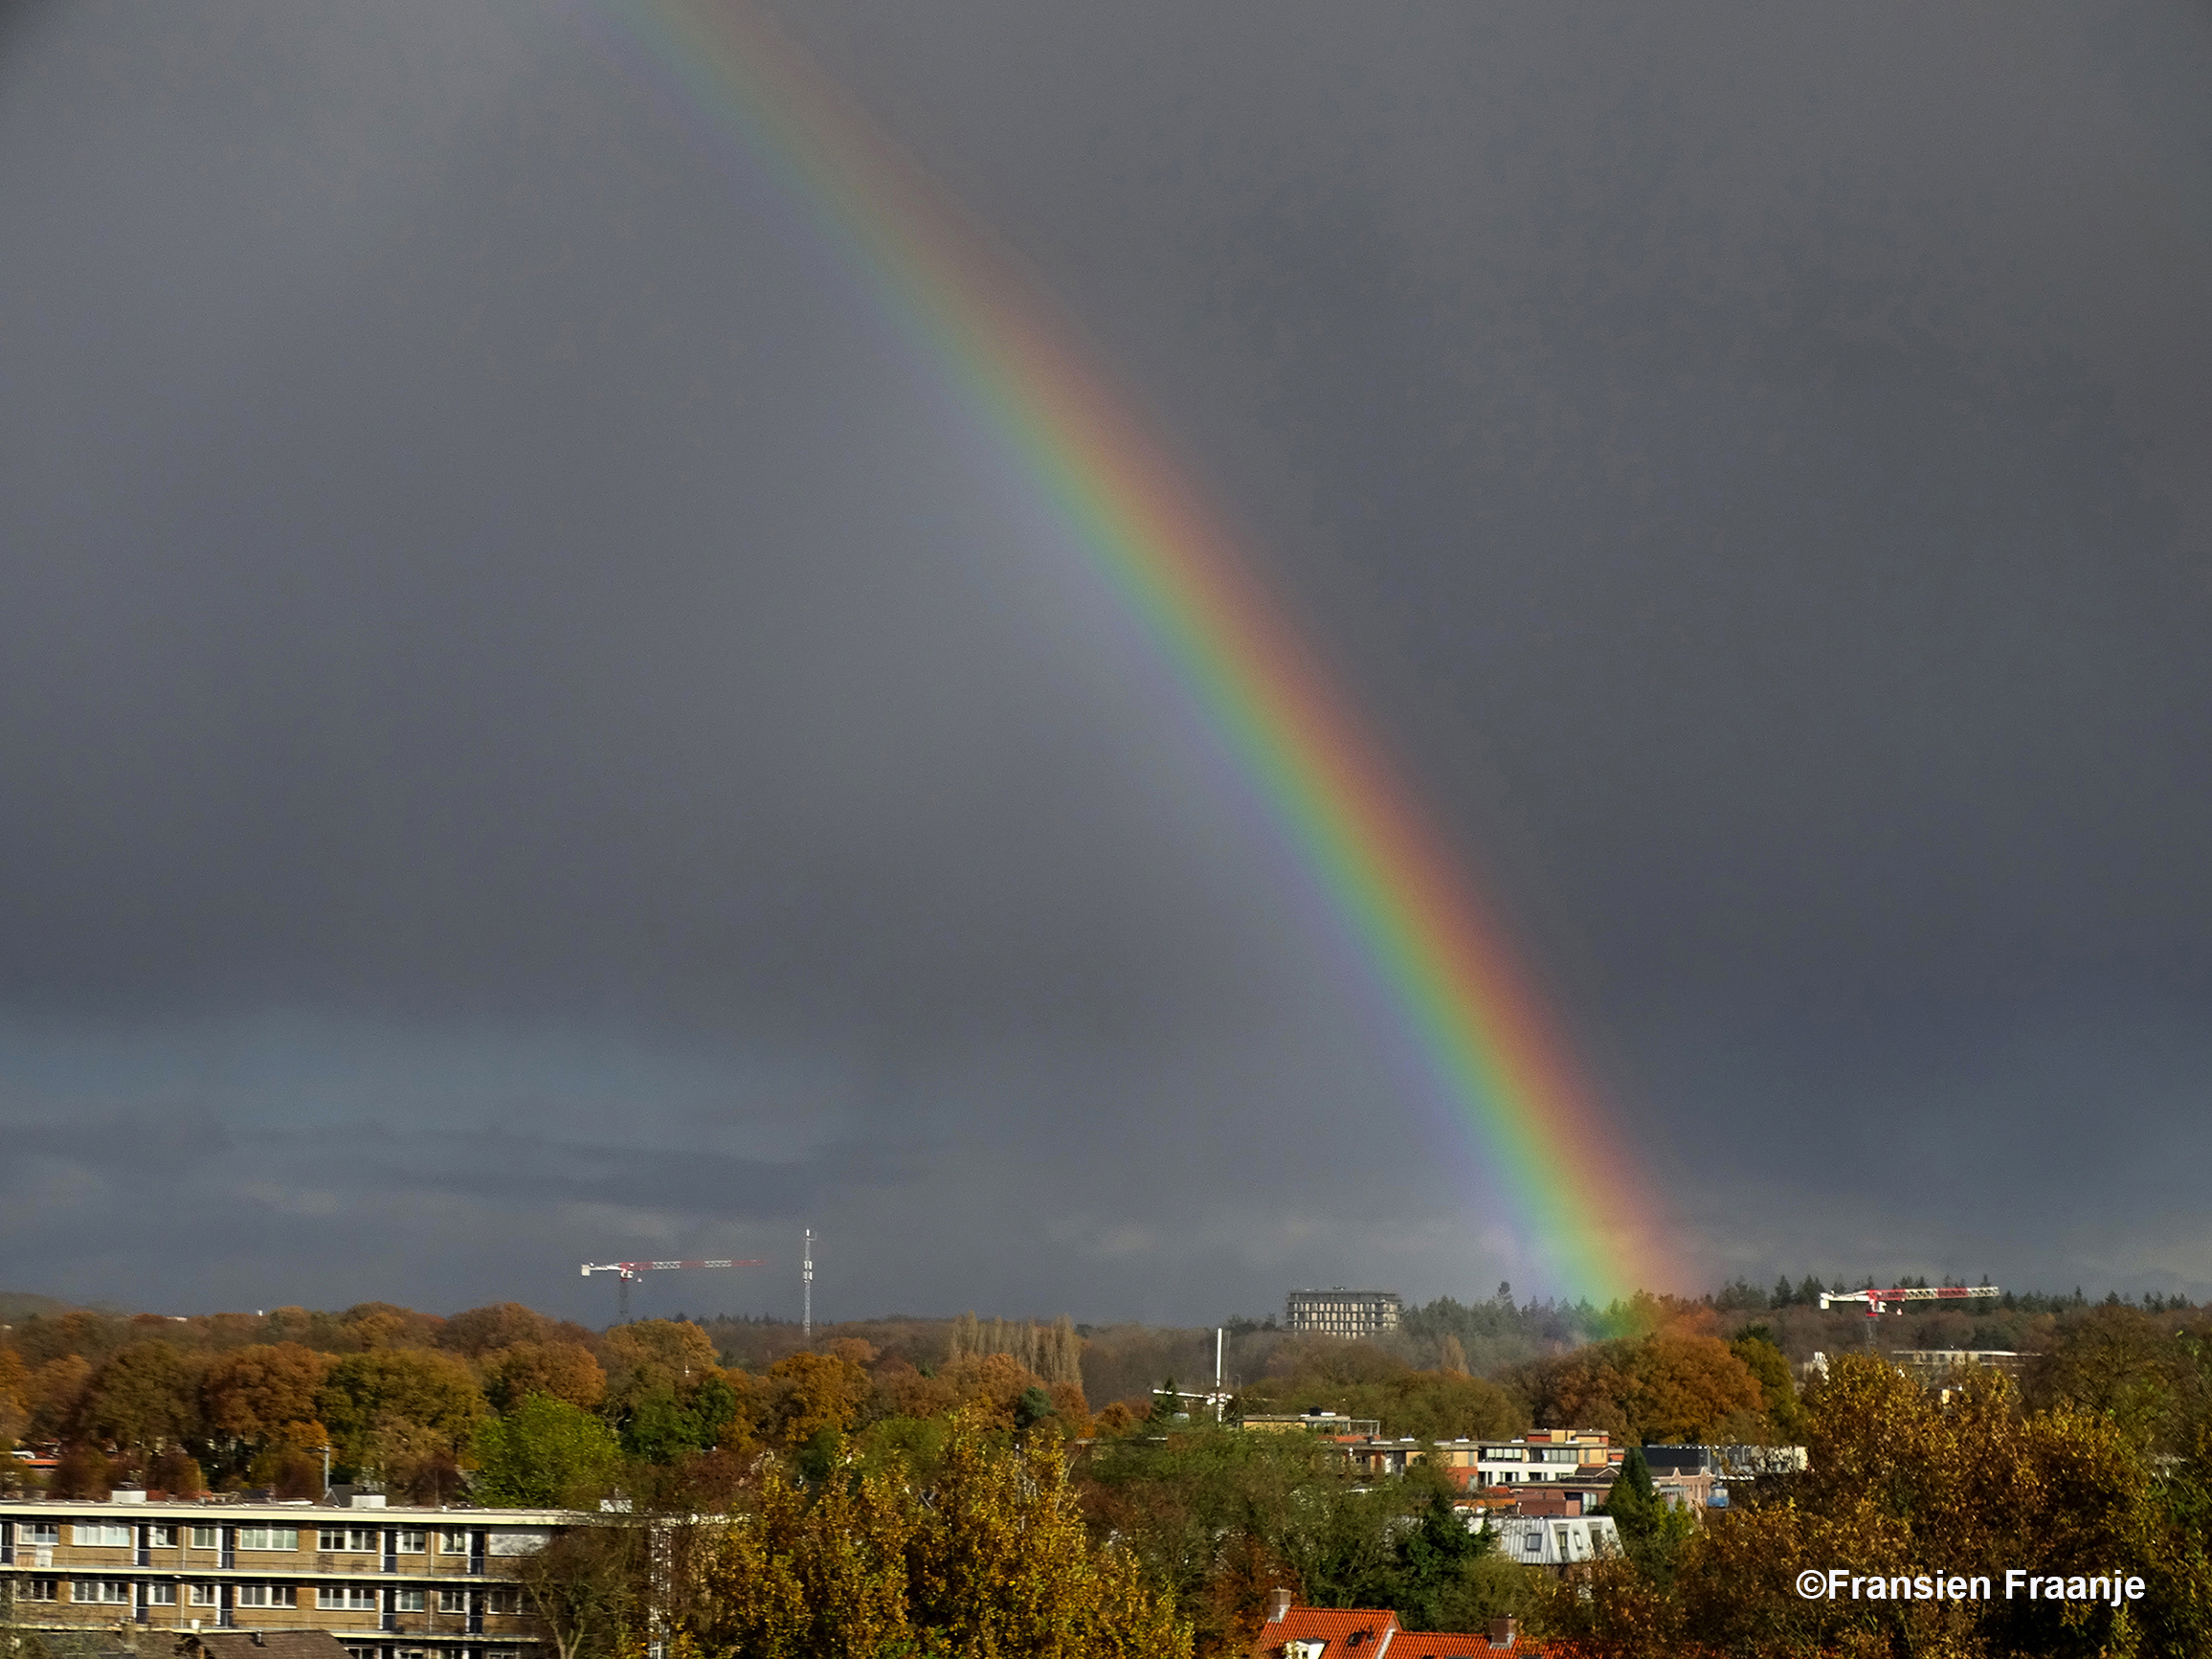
203,1342,333,1457
483,1341,607,1414
767,1350,869,1448
1517,1331,1765,1444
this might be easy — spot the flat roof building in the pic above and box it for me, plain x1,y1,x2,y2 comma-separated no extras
1285,1289,1400,1339
0,1491,577,1659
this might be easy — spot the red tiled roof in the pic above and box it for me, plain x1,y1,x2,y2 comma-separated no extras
1251,1605,1399,1655
1255,1606,1562,1658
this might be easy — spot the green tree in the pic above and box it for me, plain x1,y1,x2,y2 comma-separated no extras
1015,1385,1057,1435
72,1341,203,1453
474,1394,621,1508
318,1348,486,1471
617,1388,707,1464
1728,1333,1804,1440
1598,1446,1694,1583
1385,1483,1493,1632
2025,1304,2193,1451
1079,1423,1484,1651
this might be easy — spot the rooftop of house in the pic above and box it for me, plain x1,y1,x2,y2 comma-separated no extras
177,1631,357,1659
1254,1602,1536,1655
1252,1605,1399,1655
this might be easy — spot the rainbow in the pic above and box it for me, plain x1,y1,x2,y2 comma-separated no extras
591,0,1672,1301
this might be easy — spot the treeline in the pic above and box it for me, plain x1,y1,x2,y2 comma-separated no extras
0,1299,1110,1509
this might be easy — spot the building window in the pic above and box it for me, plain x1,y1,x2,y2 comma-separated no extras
22,1581,57,1603
485,1532,545,1558
347,1648,378,1659
145,1584,178,1605
396,1589,426,1613
24,1524,60,1547
396,1530,427,1555
76,1581,134,1604
148,1526,177,1548
319,1528,385,1552
190,1584,218,1606
318,1587,380,1611
74,1523,134,1548
485,1589,521,1615
437,1590,470,1615
190,1527,220,1551
236,1528,299,1552
235,1585,295,1608
438,1530,472,1555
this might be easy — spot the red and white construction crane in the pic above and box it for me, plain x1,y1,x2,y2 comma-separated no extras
1821,1284,2000,1349
580,1258,764,1323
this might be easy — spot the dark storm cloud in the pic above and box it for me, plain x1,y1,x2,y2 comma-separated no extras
2,1,2207,1315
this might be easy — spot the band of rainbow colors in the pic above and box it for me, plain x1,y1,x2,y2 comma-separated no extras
592,0,1671,1301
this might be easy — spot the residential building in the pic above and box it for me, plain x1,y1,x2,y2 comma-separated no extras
1649,1470,1726,1513
1426,1428,1622,1486
1639,1444,1806,1479
1239,1411,1382,1439
0,1491,576,1659
1250,1588,1533,1655
1340,1429,1623,1492
1285,1289,1401,1339
1462,1488,1590,1520
180,1631,355,1659
1479,1514,1620,1567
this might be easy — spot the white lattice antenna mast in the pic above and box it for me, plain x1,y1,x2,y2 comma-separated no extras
802,1228,814,1340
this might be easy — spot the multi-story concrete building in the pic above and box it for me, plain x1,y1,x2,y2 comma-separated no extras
1284,1289,1400,1339
0,1491,575,1659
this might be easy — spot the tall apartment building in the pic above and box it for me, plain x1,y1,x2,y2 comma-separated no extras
0,1492,575,1659
1284,1289,1400,1339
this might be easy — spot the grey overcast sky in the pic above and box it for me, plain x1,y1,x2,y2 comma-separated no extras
4,1,2209,1324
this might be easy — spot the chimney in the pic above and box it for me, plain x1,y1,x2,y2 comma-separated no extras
1265,1587,1293,1625
1488,1615,1516,1649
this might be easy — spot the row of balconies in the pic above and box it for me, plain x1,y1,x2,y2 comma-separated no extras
10,1552,507,1574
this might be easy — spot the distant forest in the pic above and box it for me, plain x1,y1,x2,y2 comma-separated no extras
1,1274,2193,1494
